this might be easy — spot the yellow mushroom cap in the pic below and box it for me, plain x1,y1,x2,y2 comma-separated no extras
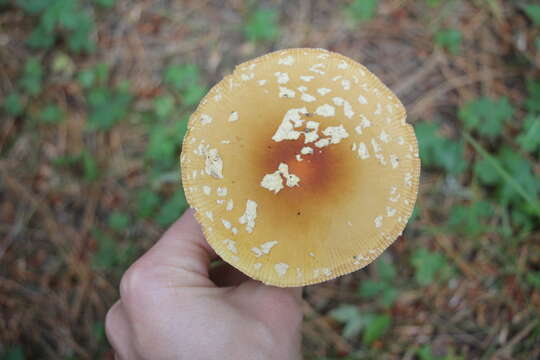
180,48,420,287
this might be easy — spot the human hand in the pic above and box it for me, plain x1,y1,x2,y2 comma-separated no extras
105,208,303,360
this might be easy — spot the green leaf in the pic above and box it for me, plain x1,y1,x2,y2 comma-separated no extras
16,0,50,14
474,158,499,185
381,287,398,308
116,243,138,269
523,4,540,25
136,189,161,218
146,125,178,169
94,0,116,8
329,305,364,339
44,0,77,31
92,321,106,344
415,122,466,175
175,116,189,142
435,29,462,55
359,280,398,308
359,280,387,298
524,80,540,112
164,64,201,92
243,8,280,43
182,84,207,107
81,150,99,182
465,134,540,217
417,345,437,360
438,139,466,175
154,94,176,118
26,23,55,49
91,229,117,269
39,104,64,124
458,97,514,139
425,0,441,7
78,69,96,88
94,63,110,84
496,147,540,207
86,85,132,131
108,211,130,232
2,346,25,360
3,93,25,116
411,248,450,286
330,304,360,323
362,313,391,345
343,316,364,339
67,13,95,53
448,201,492,237
52,154,79,167
511,210,536,234
376,257,396,282
344,0,379,23
18,58,43,96
416,122,443,166
517,115,540,153
155,189,188,227
527,271,540,289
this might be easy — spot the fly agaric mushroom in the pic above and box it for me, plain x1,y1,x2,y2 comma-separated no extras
180,48,420,287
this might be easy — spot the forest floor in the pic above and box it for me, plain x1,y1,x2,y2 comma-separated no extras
1,0,540,359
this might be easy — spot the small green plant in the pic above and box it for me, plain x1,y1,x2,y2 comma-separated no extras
93,0,116,8
86,83,133,131
243,8,280,43
435,29,462,55
155,189,189,227
523,4,540,25
344,0,379,23
53,150,99,182
358,257,398,308
458,97,514,139
329,305,391,345
415,122,466,175
79,64,133,131
447,201,492,237
16,0,96,53
136,188,161,219
473,146,539,210
145,117,188,173
91,228,137,270
18,57,43,96
526,80,540,113
154,94,176,119
527,271,540,289
410,248,453,286
38,103,64,124
108,211,130,232
163,64,207,106
2,93,25,116
417,345,464,360
362,313,391,346
329,304,363,339
517,115,540,155
425,0,442,7
1,346,25,360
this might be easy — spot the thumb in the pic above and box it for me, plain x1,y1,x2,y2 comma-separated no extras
134,208,217,288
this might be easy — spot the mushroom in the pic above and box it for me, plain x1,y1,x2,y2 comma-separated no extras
181,48,420,287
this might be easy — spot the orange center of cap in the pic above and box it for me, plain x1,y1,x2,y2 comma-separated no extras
259,134,353,200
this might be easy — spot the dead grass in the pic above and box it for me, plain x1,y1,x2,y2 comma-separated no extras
1,0,539,359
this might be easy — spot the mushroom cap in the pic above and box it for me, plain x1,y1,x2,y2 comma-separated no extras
180,48,420,287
